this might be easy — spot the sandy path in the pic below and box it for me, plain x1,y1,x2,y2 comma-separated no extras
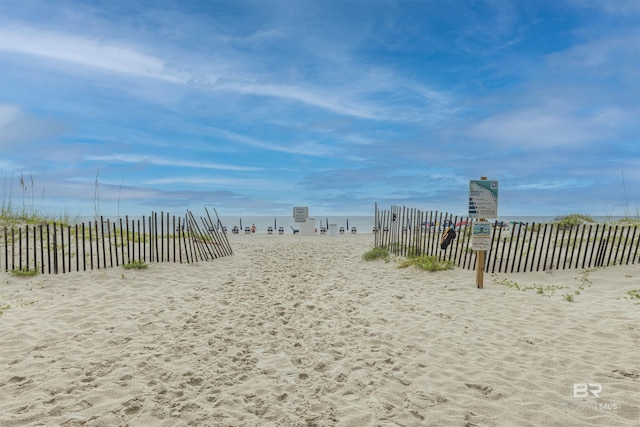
1,234,638,426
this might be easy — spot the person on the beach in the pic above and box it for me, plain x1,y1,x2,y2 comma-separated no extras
251,224,256,234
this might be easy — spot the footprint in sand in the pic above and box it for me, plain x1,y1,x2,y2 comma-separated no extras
122,397,144,415
465,383,502,399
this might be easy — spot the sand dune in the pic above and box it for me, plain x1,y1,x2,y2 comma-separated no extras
1,233,638,426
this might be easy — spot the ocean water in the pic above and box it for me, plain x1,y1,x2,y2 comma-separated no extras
217,216,374,234
214,215,630,234
71,214,374,233
75,214,630,235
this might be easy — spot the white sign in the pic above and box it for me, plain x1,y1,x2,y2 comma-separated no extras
471,222,492,251
293,206,308,222
469,180,499,219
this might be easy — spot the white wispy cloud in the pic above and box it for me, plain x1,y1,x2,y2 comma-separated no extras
145,175,294,191
208,127,334,157
0,24,186,83
469,109,624,148
85,154,261,172
0,23,453,123
0,103,69,149
546,32,640,73
568,0,640,16
514,181,587,191
1,2,636,216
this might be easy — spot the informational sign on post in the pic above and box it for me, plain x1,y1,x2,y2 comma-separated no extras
469,180,499,219
293,206,308,222
470,177,498,289
471,222,492,251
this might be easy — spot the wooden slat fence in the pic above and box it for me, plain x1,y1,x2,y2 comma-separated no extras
1,209,233,274
374,204,640,273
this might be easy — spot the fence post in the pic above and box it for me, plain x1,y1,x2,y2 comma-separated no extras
562,225,573,269
574,224,586,269
525,223,538,272
129,218,134,262
489,221,499,273
66,224,71,273
601,225,614,267
154,212,159,263
624,226,638,264
213,208,234,256
118,218,125,265
25,226,29,272
59,223,65,274
172,215,176,262
166,212,170,263
142,216,147,262
632,227,640,264
88,223,93,270
3,227,7,272
177,217,183,263
608,225,619,266
111,222,118,266
138,219,142,263
586,224,599,268
596,225,609,267
38,225,44,274
53,222,59,274
124,215,135,263
82,223,86,271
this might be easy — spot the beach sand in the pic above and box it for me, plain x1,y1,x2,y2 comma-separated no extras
0,233,638,426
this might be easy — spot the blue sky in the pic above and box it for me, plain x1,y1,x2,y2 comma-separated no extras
1,0,638,218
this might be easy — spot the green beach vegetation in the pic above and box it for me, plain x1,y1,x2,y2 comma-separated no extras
122,260,148,270
0,303,10,317
1,172,77,227
11,267,40,277
493,269,596,301
362,247,389,261
554,214,594,228
363,247,454,272
615,209,640,226
397,255,454,272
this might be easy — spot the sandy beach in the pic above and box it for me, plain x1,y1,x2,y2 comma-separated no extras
0,233,638,426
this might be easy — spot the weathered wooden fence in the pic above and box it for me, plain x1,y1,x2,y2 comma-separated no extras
1,208,233,274
374,204,640,273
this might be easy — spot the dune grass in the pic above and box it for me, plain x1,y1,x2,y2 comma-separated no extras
364,246,453,271
554,214,594,228
1,172,78,227
398,255,455,272
0,303,10,316
363,247,390,261
122,260,149,270
615,209,640,226
11,267,40,277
